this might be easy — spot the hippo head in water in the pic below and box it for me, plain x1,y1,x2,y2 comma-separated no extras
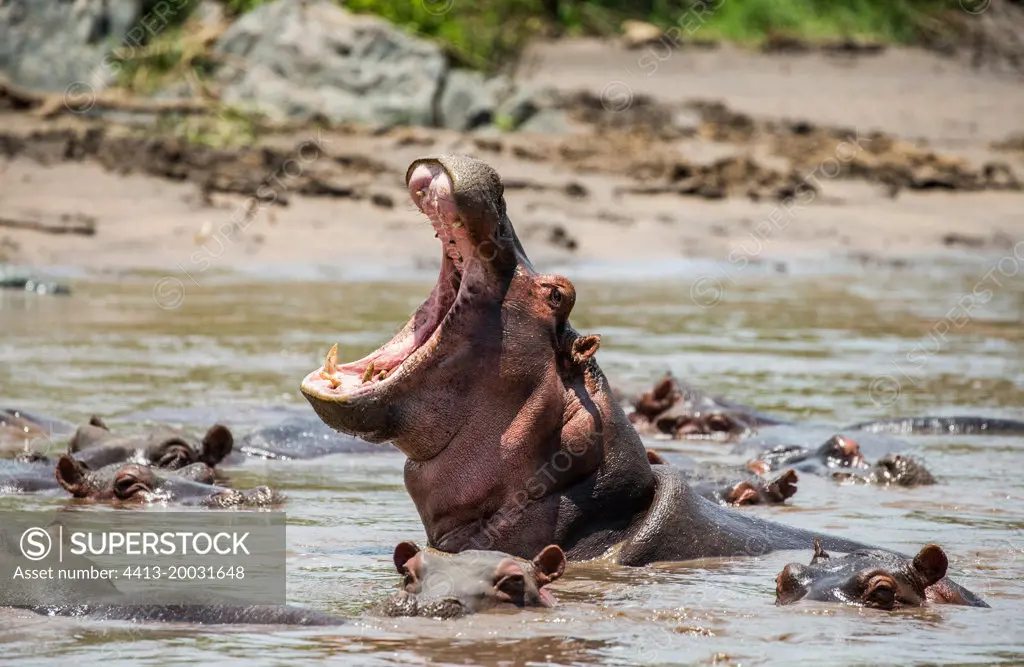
749,434,868,476
302,154,654,556
775,538,953,609
378,541,565,618
631,376,756,440
69,417,234,470
54,456,279,507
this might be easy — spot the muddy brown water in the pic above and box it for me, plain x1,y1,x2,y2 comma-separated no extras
0,257,1021,665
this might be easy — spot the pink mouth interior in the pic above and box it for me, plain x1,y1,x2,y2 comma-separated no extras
304,162,476,395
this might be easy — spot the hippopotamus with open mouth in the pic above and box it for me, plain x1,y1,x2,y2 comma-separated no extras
775,538,969,608
300,155,985,606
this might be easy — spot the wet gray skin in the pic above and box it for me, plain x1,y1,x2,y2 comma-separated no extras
843,416,1024,436
0,457,61,492
0,408,75,457
0,527,343,625
68,417,234,470
748,435,936,487
645,449,798,506
377,542,566,618
234,416,381,460
776,539,958,608
53,455,282,508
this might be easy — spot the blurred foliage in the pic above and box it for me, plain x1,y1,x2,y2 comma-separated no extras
153,104,260,148
216,1,968,71
129,0,973,80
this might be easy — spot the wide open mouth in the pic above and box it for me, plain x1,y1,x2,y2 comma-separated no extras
301,160,480,401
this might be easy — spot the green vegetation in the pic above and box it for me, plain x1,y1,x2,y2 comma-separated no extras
217,1,967,71
122,0,974,92
153,104,260,149
647,0,962,45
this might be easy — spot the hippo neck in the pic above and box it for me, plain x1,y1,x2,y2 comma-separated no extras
408,361,657,560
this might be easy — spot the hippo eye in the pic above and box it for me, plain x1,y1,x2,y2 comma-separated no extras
495,574,526,602
401,568,418,591
708,414,732,432
548,287,563,308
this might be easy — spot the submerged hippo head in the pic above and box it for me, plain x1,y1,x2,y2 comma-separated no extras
630,376,756,440
379,541,566,618
69,418,233,470
54,456,278,507
750,434,867,476
862,454,936,487
775,538,950,609
301,155,652,556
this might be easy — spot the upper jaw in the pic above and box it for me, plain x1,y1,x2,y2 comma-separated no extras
300,155,527,440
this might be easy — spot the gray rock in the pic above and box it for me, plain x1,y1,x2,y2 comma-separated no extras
517,108,573,135
213,0,447,128
495,84,557,130
0,0,147,94
438,69,495,131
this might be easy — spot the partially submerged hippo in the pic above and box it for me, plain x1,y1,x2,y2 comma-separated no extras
746,434,936,487
646,449,798,507
775,538,968,608
68,417,234,470
54,455,281,508
235,416,381,460
377,541,565,618
630,376,1024,441
0,523,341,625
630,375,777,441
0,408,74,457
0,457,62,493
298,155,984,606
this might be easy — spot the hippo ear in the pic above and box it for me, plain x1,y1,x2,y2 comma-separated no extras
200,424,233,465
811,536,830,563
726,481,760,506
88,415,109,430
645,449,666,465
912,544,948,586
55,455,89,497
652,375,675,400
532,545,566,585
393,541,421,573
570,335,601,365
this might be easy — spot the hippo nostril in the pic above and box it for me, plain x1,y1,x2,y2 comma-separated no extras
113,475,148,500
156,445,193,470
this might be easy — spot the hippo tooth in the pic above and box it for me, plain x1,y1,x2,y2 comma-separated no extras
376,369,389,381
319,369,342,388
324,343,338,375
361,361,376,384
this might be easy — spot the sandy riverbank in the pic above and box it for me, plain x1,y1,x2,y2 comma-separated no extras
1,40,1021,275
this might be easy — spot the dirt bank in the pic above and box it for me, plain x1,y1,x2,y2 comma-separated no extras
0,42,1021,274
